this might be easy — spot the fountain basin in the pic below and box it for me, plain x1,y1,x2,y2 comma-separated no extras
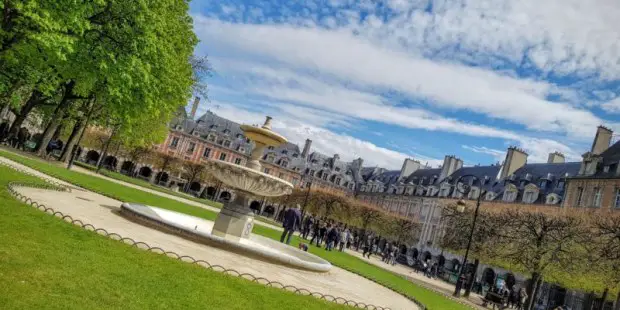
120,203,332,272
204,160,293,197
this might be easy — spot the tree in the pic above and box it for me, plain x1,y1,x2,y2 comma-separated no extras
153,152,180,185
381,216,421,246
181,161,207,193
487,210,587,310
590,212,620,310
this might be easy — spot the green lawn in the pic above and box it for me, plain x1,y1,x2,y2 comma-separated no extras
0,166,349,310
0,149,471,310
73,161,223,209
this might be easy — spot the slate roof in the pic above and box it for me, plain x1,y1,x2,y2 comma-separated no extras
600,140,620,165
405,168,443,186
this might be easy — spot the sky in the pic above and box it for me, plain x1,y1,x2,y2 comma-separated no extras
188,0,620,169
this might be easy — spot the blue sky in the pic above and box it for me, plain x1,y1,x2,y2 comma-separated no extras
187,0,620,169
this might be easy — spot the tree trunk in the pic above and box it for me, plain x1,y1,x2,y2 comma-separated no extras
59,118,84,162
96,126,118,173
614,289,619,310
35,82,75,156
464,258,479,297
51,113,70,141
526,273,542,310
599,288,608,310
7,90,43,137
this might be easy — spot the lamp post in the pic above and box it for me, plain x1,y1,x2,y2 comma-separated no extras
450,174,485,298
300,175,312,220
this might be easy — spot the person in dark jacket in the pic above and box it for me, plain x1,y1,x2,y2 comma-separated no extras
309,220,321,245
280,204,301,244
301,215,314,239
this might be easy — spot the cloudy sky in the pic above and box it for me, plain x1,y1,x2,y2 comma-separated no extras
188,0,620,169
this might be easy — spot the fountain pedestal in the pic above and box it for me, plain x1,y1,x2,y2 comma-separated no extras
211,190,255,241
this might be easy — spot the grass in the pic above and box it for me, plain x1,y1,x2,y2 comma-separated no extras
0,166,349,310
73,161,223,209
0,149,471,310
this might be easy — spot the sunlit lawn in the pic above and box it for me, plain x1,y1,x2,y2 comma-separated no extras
0,165,349,310
0,149,471,310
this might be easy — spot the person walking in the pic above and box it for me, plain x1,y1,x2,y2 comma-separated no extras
280,204,301,244
309,220,321,245
301,216,314,239
339,227,349,252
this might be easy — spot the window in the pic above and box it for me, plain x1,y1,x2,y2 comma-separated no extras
207,134,216,142
203,148,211,158
219,153,227,161
170,137,179,148
281,150,288,154
557,180,565,189
234,158,242,165
322,173,328,181
592,187,602,207
265,154,275,162
503,191,517,202
292,153,299,158
575,187,584,207
268,146,274,150
539,180,547,190
280,160,288,168
439,188,449,197
186,142,195,154
223,140,231,148
523,191,535,203
263,168,270,174
335,167,341,172
614,188,620,209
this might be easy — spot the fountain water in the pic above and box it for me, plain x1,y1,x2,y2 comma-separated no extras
121,116,331,272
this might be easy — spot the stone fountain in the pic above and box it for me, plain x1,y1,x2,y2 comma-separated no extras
208,116,293,241
120,116,331,272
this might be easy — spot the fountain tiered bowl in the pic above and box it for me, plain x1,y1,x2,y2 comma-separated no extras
120,116,331,272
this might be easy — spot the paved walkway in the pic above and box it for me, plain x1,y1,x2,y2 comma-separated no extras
70,166,285,231
1,156,418,310
345,249,486,309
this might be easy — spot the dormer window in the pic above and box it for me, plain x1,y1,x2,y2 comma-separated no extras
335,167,341,172
323,163,329,168
557,180,565,190
223,129,230,135
281,150,288,155
236,134,244,139
193,131,200,137
292,153,299,158
539,180,547,189
279,160,288,168
268,146,275,150
207,134,216,142
223,140,231,148
265,154,275,162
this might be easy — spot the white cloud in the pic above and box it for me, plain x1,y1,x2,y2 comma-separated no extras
199,100,434,168
601,98,620,114
194,17,612,139
462,145,505,162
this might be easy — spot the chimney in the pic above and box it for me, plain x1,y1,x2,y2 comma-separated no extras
547,152,565,164
399,158,421,179
591,125,613,155
500,146,528,179
190,96,201,119
440,155,462,180
301,139,312,158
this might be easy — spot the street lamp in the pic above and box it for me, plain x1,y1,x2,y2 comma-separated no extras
300,174,312,220
450,174,485,298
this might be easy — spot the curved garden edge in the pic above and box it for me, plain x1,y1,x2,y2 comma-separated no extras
0,158,439,310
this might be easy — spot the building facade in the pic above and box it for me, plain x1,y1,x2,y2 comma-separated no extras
564,126,620,210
